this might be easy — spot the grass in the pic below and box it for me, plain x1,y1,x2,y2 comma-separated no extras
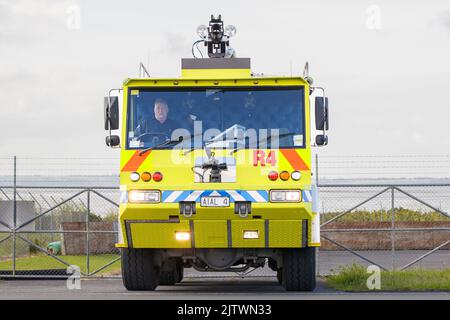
322,208,449,223
326,264,450,291
0,253,121,276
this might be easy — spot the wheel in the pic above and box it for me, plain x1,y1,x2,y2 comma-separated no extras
281,247,316,291
176,260,184,283
121,248,159,291
159,259,179,285
276,269,282,284
268,258,277,271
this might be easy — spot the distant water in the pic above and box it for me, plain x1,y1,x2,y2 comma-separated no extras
1,175,449,214
1,175,449,188
0,175,119,187
318,177,450,185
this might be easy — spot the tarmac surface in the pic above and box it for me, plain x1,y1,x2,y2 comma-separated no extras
0,277,449,300
1,250,449,300
317,250,450,274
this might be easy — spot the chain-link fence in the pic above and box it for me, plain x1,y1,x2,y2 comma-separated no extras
0,156,121,279
1,156,449,279
314,154,450,275
317,184,450,275
0,185,120,278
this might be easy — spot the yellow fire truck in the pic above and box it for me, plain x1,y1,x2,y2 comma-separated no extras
104,15,329,291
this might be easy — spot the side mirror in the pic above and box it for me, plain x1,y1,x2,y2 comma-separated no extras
315,134,328,146
104,96,119,130
106,135,120,147
315,96,329,131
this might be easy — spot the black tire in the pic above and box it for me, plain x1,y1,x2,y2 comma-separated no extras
121,248,159,291
276,269,282,284
281,247,316,291
159,259,179,285
176,260,184,283
268,258,277,271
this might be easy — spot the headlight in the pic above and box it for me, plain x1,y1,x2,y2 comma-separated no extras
243,230,259,239
128,190,160,203
224,25,237,37
175,232,190,241
130,172,140,182
270,190,302,202
291,171,302,181
196,24,208,39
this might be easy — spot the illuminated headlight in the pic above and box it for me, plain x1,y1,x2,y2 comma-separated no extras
175,232,190,241
270,190,302,202
243,230,259,239
128,190,160,203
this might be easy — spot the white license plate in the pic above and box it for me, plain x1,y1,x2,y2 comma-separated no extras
200,196,230,207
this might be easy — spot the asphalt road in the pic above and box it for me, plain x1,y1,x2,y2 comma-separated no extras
178,250,450,278
317,250,450,274
1,250,449,300
0,277,449,300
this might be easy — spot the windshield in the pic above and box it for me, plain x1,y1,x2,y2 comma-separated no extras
127,87,305,150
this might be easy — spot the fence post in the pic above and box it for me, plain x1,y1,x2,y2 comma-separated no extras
86,190,90,275
12,156,17,277
391,187,396,271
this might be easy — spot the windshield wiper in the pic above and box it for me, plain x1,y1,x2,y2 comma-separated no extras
184,137,242,156
229,132,298,154
139,135,185,156
139,133,204,156
260,131,298,145
205,124,245,145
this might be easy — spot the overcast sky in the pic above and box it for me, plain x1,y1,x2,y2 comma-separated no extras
1,0,450,160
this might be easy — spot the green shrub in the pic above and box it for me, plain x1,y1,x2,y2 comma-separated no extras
322,207,448,223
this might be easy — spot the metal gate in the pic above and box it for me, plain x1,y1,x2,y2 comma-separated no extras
318,184,450,275
0,185,121,278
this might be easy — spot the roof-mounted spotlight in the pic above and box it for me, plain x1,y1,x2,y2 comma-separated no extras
196,24,208,39
224,25,237,38
195,14,236,58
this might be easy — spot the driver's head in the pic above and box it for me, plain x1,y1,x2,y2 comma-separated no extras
154,98,169,123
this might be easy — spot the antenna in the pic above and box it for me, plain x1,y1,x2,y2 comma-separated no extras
139,62,150,78
303,62,309,78
303,61,314,86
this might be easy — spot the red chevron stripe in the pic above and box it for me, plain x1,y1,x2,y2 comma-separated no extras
121,150,151,172
280,149,309,171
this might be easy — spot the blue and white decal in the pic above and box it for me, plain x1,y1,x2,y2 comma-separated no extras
302,190,312,203
161,190,269,203
161,190,313,203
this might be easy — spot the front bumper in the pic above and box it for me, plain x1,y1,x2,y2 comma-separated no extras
120,218,309,249
116,200,321,248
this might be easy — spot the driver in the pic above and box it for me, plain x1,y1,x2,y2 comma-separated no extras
135,98,181,138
